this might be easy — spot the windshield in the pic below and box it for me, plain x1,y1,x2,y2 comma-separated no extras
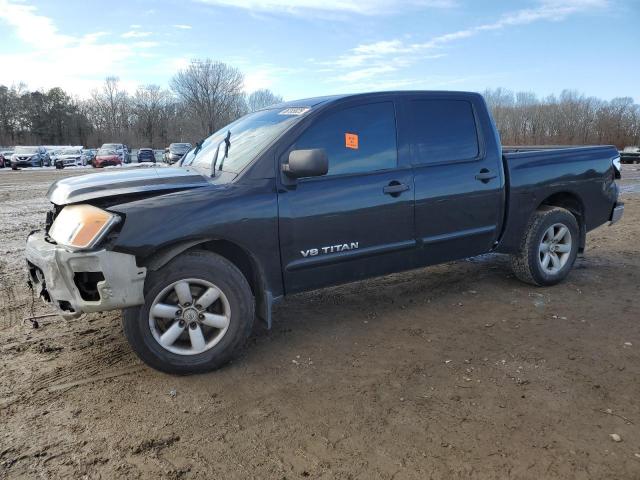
15,146,38,154
97,148,116,156
102,144,122,150
182,108,303,175
623,146,639,152
170,143,191,153
62,149,81,155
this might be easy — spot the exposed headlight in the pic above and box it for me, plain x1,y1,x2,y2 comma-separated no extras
49,204,120,250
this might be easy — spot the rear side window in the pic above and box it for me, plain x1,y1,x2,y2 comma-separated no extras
293,102,397,176
406,100,479,164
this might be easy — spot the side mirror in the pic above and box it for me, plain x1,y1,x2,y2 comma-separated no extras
164,148,170,153
283,149,328,178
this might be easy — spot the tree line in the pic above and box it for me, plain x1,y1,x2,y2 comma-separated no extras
483,88,640,148
1,59,638,149
0,59,282,148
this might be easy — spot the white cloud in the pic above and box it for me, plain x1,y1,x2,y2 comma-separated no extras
122,30,153,38
196,0,455,15
173,24,193,29
324,0,609,85
0,0,160,96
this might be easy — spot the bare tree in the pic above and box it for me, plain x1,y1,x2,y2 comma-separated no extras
247,89,284,112
484,88,640,148
131,85,171,147
170,59,245,138
88,77,130,143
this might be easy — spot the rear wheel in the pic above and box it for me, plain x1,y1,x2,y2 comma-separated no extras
123,251,254,374
510,207,579,286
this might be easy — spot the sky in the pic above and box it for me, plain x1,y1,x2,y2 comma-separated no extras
0,0,638,102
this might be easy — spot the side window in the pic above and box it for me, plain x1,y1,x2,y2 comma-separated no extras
293,102,397,176
407,100,479,164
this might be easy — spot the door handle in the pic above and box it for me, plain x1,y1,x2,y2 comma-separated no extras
475,169,497,183
383,182,410,196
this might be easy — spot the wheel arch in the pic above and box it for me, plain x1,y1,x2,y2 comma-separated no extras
538,191,586,252
142,238,273,328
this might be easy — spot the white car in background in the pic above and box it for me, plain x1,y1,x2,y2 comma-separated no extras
54,148,88,168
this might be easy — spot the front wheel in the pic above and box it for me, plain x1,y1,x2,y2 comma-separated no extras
510,206,579,286
122,251,254,374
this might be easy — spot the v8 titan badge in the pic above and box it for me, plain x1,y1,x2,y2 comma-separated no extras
345,132,359,149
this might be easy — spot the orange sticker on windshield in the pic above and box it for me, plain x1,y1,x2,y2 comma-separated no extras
345,133,359,149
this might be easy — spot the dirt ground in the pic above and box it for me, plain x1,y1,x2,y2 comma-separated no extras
1,164,639,479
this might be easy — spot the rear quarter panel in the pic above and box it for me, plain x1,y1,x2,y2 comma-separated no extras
496,146,619,253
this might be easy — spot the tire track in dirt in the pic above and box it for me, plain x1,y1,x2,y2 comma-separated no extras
0,259,24,328
1,330,141,412
31,339,138,394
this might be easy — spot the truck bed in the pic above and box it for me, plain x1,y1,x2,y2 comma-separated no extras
496,145,620,253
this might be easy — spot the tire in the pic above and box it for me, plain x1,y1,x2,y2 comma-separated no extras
122,250,255,374
510,206,579,286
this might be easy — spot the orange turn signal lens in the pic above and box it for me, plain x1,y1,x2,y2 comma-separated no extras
49,204,119,250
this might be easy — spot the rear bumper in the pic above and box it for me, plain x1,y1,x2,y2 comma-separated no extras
610,203,624,225
25,231,146,319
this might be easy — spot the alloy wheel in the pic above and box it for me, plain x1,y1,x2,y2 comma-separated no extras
148,278,231,355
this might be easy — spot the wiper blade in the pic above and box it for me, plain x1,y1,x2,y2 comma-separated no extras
218,130,231,171
192,139,203,158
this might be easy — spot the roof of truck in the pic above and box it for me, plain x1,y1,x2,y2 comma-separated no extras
268,90,480,111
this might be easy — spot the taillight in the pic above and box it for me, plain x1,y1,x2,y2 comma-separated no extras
612,156,621,180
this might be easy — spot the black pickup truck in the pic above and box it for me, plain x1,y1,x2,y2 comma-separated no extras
25,91,624,374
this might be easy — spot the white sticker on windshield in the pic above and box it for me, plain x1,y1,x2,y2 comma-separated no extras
279,107,310,116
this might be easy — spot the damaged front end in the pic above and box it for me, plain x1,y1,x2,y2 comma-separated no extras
25,166,210,318
26,230,146,319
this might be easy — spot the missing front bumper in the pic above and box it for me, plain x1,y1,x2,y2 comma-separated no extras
25,231,147,319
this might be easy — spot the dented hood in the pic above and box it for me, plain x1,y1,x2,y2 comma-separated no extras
47,166,210,205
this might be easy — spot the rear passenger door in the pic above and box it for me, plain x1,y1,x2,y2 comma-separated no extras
398,95,504,265
277,100,416,294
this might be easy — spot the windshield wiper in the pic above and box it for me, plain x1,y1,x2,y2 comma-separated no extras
192,139,203,158
218,130,231,172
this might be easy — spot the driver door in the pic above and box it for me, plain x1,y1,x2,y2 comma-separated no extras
277,99,416,294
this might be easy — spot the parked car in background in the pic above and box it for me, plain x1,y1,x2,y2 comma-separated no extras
93,148,122,168
10,146,49,169
100,143,130,163
46,146,79,165
82,149,97,164
0,149,13,168
621,146,640,164
164,143,191,164
137,148,156,163
54,148,88,169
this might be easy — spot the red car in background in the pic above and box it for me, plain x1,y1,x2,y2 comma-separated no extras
93,148,122,168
